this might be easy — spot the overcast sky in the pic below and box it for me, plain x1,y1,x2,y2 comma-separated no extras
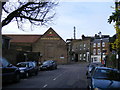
2,0,116,40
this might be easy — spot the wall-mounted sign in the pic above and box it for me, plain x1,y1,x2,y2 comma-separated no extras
60,57,64,59
41,38,60,40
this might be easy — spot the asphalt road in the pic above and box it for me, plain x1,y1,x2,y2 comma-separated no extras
2,62,88,89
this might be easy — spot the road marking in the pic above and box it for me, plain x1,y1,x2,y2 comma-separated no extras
43,84,47,88
53,78,57,80
53,74,62,81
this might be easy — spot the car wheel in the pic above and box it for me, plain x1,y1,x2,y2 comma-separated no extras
25,72,29,78
14,73,20,83
55,66,57,69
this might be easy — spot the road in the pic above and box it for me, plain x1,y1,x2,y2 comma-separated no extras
3,62,88,89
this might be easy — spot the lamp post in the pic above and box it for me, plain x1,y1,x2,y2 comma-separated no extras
98,32,103,63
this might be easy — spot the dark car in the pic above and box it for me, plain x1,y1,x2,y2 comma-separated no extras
86,62,104,76
31,61,39,75
0,58,20,83
16,61,38,78
40,60,57,70
87,67,120,89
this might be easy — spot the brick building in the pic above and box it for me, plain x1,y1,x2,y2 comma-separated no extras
67,34,110,63
66,36,91,62
4,27,68,64
91,36,110,62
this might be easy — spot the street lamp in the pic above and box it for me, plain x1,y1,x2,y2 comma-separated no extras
98,31,103,63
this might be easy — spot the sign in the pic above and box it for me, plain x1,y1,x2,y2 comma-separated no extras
41,38,60,40
60,57,64,59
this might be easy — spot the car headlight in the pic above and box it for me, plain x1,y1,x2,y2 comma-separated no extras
20,70,25,73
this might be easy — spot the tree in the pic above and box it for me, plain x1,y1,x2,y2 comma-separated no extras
108,1,120,70
108,1,120,50
1,0,58,29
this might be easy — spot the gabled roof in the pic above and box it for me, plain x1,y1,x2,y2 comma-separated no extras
40,27,66,42
4,35,42,43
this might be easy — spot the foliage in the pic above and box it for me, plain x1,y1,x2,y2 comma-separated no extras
108,1,120,51
2,0,58,28
110,24,120,51
108,11,120,24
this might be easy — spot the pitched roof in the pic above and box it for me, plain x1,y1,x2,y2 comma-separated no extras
3,27,65,43
4,35,42,43
42,27,65,42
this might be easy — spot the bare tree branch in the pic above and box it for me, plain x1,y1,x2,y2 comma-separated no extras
2,0,58,29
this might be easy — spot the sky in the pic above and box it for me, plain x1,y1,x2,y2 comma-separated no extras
2,0,116,40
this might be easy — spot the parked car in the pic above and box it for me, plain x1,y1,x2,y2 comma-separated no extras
16,61,38,78
86,62,104,76
0,58,20,83
31,61,39,75
40,60,57,70
87,67,120,89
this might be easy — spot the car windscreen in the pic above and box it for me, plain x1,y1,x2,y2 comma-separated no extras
17,63,27,67
93,69,120,81
43,62,50,65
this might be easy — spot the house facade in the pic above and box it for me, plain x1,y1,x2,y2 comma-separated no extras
66,37,91,62
32,28,68,64
91,37,110,63
67,34,110,63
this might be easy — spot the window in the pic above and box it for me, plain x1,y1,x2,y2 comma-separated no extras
83,54,86,60
80,44,83,50
93,49,96,55
102,42,105,47
98,49,101,55
93,43,96,47
93,57,97,62
79,54,82,60
29,62,33,67
80,44,82,47
97,43,100,47
102,49,105,55
84,44,86,47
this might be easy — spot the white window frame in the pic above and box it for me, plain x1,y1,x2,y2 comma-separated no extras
97,49,101,55
93,43,96,47
93,49,96,55
97,43,100,47
79,54,82,60
102,42,105,47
